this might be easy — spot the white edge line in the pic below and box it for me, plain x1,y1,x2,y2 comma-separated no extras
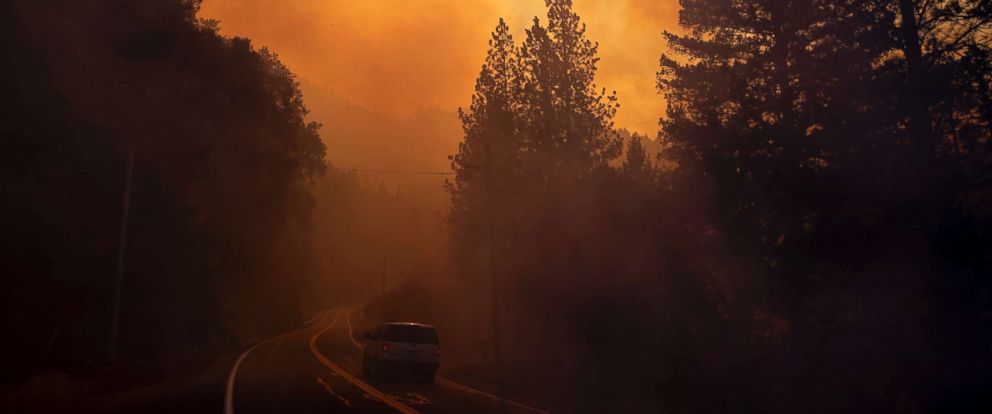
224,337,273,414
225,309,344,414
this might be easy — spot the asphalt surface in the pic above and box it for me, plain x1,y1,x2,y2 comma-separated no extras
224,308,550,414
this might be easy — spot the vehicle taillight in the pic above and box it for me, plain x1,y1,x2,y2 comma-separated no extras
381,343,389,353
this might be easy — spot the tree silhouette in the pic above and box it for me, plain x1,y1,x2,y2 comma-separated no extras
447,18,521,281
659,0,992,410
0,0,326,378
518,0,620,180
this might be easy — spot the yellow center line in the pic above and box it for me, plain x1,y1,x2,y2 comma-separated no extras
226,308,344,414
346,309,363,349
435,377,551,414
309,309,421,414
342,308,550,413
316,375,356,407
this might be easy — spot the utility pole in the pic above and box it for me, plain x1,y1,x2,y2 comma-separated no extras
381,251,386,322
109,150,134,361
486,141,507,412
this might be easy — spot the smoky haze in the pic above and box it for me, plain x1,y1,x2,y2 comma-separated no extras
2,0,991,413
198,0,679,136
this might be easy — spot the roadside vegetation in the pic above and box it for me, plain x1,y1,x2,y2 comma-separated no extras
1,0,990,413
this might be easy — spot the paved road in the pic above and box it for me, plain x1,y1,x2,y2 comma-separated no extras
224,308,550,414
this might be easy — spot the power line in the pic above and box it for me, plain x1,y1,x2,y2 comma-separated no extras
329,166,454,175
613,81,658,95
628,118,659,126
325,117,662,177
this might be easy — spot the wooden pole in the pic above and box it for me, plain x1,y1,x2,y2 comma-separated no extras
109,150,134,361
486,141,507,412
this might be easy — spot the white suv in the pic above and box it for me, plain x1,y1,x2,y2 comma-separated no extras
362,322,440,382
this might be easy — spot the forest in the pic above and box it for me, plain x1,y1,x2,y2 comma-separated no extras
2,0,991,413
1,0,324,380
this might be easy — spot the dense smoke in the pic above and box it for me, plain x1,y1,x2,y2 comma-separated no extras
198,0,680,135
1,0,990,413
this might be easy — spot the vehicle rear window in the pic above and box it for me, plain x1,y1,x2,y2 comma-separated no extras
381,325,439,345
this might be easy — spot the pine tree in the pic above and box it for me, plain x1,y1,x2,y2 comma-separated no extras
620,133,654,184
887,0,992,168
660,3,992,405
447,18,521,275
448,2,626,361
657,0,915,358
518,0,620,181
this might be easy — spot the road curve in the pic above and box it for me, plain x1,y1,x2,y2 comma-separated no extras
224,307,551,414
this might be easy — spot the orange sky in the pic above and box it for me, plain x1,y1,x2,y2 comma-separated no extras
198,0,680,135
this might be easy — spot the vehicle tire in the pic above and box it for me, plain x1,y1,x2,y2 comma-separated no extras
420,369,436,384
362,356,372,378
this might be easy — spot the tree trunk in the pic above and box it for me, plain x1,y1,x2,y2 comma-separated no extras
898,0,937,169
